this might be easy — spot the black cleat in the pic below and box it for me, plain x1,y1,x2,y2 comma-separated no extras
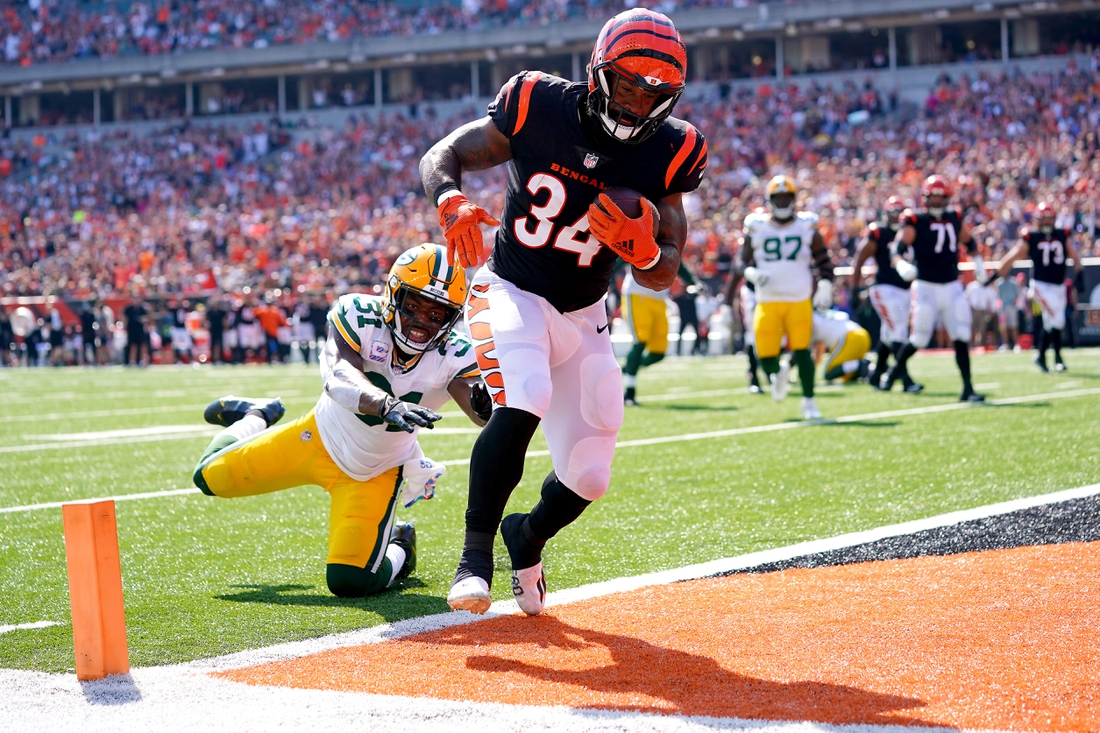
879,367,898,392
389,521,417,580
1033,356,1050,373
960,386,986,403
203,395,286,428
903,382,924,394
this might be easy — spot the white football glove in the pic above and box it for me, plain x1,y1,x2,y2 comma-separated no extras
743,266,769,287
401,454,446,508
895,260,918,282
812,279,834,310
972,255,989,286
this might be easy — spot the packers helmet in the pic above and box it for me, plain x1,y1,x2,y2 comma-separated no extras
765,175,798,220
587,8,687,144
383,243,468,353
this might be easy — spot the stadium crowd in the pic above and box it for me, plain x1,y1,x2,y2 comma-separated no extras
2,0,759,66
1,58,1098,365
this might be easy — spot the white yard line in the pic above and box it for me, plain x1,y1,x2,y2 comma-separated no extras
0,620,61,635
4,387,1098,515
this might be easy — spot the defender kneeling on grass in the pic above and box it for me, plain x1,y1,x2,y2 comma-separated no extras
192,244,491,597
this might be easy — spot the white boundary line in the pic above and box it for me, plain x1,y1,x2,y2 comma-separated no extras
177,481,1100,674
3,387,1099,514
0,620,61,635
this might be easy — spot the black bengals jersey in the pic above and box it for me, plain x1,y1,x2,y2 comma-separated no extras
1024,228,1070,285
867,223,908,289
486,71,708,313
896,209,975,284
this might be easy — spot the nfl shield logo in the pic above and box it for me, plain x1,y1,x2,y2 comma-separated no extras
583,152,600,169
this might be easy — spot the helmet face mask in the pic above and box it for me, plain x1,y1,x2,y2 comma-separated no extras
764,175,798,220
884,196,906,225
587,9,687,144
1037,202,1056,233
383,244,468,354
921,176,952,219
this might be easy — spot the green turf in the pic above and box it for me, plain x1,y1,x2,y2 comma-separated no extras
1,349,1098,673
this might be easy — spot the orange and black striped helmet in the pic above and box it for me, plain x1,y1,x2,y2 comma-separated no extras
587,9,687,144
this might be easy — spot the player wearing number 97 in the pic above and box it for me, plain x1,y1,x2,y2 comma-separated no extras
190,244,490,599
994,201,1082,373
738,175,835,421
419,8,706,616
883,175,988,402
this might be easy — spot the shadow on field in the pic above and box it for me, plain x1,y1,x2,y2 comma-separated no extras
214,582,450,620
444,615,941,726
80,673,142,705
822,420,899,428
656,404,740,412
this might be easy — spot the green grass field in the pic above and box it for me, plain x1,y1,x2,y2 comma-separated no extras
2,349,1098,674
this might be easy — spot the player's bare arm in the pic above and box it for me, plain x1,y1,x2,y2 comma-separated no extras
631,193,688,291
890,224,916,268
1067,235,1084,274
995,236,1029,279
323,323,398,416
447,376,490,428
810,231,834,281
851,232,876,295
419,117,513,197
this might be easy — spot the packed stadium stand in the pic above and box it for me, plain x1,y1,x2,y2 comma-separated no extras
1,0,1099,362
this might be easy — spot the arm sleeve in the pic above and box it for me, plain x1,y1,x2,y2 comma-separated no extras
487,71,542,138
664,125,708,194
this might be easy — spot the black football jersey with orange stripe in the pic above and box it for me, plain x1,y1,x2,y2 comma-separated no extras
1024,228,1070,284
486,71,707,312
867,223,908,289
897,209,973,284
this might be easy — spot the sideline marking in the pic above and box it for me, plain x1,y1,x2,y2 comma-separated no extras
183,481,1100,673
0,620,61,635
3,387,1099,514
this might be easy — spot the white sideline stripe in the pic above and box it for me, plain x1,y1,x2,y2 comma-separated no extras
179,481,1100,674
0,488,202,514
0,620,61,635
0,430,220,455
3,387,1099,514
25,425,218,441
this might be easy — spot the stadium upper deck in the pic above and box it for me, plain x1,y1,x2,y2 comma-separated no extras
0,0,1098,127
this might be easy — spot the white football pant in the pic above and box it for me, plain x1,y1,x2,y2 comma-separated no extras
869,283,910,344
1030,280,1067,330
909,279,971,348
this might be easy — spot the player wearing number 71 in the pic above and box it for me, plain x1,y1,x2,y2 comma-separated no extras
419,8,707,616
737,175,836,421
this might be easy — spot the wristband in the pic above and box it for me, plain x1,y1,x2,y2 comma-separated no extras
636,248,661,271
433,183,460,208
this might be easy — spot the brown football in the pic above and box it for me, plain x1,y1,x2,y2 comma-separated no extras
596,186,644,218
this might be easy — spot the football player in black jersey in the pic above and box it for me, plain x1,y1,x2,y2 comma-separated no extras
882,175,990,402
994,202,1083,372
851,196,920,392
420,8,707,616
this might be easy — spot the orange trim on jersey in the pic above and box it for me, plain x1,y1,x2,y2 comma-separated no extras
482,372,505,389
665,126,698,190
472,283,490,293
469,322,493,340
686,138,708,177
513,72,543,136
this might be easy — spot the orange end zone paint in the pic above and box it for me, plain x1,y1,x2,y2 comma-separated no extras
218,542,1100,731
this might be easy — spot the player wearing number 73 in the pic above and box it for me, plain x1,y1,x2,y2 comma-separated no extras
737,175,835,421
419,8,707,616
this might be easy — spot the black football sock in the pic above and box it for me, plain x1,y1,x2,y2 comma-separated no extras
509,472,592,569
746,344,760,381
1037,329,1050,364
760,355,781,378
953,340,973,390
641,351,665,367
871,342,892,381
793,349,815,398
1051,328,1063,362
623,342,645,377
455,406,540,585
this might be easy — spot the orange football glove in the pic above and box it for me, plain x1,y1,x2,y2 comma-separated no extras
438,193,500,269
587,194,662,270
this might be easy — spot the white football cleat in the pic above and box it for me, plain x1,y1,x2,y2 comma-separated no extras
511,563,547,616
447,576,492,615
771,362,791,402
801,397,822,420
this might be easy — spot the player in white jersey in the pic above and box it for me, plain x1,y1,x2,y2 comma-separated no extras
737,176,835,419
191,244,491,598
812,310,872,383
620,261,697,405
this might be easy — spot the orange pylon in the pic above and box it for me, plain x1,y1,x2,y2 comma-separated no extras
62,500,129,680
